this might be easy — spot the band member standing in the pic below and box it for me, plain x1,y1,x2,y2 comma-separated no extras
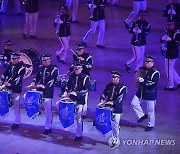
68,43,93,118
23,0,39,39
131,55,160,131
63,63,90,141
82,0,107,48
160,20,180,91
30,54,59,135
124,0,147,28
99,71,127,149
163,0,180,29
0,0,21,14
0,40,14,70
0,53,25,129
125,10,151,73
55,6,72,64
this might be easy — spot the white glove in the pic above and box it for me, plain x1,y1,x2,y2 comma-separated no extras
168,9,176,15
162,35,172,41
138,77,144,83
54,18,63,24
133,27,142,33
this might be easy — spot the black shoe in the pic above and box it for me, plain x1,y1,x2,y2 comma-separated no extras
43,129,51,135
176,84,180,90
137,114,148,123
124,21,130,29
97,45,105,48
72,20,79,23
56,55,60,62
30,35,37,39
144,126,153,131
74,136,82,142
125,63,130,73
15,13,22,16
11,124,20,129
164,87,175,91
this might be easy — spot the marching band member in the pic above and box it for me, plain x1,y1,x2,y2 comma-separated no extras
163,0,180,29
131,55,160,131
63,63,90,141
0,53,25,129
124,0,147,28
68,43,93,118
99,71,127,149
0,40,14,70
23,0,39,39
55,6,72,64
82,0,107,48
125,10,151,73
30,54,59,135
160,20,180,91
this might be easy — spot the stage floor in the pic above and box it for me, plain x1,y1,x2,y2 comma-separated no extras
0,0,180,153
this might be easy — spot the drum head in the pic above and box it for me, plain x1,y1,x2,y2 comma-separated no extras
19,53,33,79
19,48,41,78
60,97,75,104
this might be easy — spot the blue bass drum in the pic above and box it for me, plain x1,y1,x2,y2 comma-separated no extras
24,91,41,119
59,98,75,129
0,91,9,116
94,106,112,135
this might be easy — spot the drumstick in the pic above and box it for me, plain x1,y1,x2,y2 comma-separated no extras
26,84,34,88
70,49,79,58
59,74,67,77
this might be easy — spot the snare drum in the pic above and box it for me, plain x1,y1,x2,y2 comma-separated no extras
0,91,9,116
94,106,112,135
19,48,41,78
24,91,42,119
59,98,75,128
56,76,68,96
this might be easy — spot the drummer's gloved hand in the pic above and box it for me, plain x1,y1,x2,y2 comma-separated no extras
70,91,77,96
30,82,35,87
37,84,45,89
62,91,68,97
138,77,144,83
4,82,11,87
106,101,113,105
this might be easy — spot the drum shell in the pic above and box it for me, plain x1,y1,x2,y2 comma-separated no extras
0,91,9,116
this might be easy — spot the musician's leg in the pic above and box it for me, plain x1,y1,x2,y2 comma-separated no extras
66,0,72,9
83,21,98,43
76,104,83,138
131,95,144,119
172,58,180,85
30,12,38,36
60,36,70,61
82,92,88,117
23,13,31,35
125,1,140,25
135,45,145,71
97,19,105,46
72,0,79,21
12,93,21,124
111,113,122,137
146,100,155,127
126,45,137,67
0,0,8,12
165,58,174,88
140,0,147,10
43,99,53,130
